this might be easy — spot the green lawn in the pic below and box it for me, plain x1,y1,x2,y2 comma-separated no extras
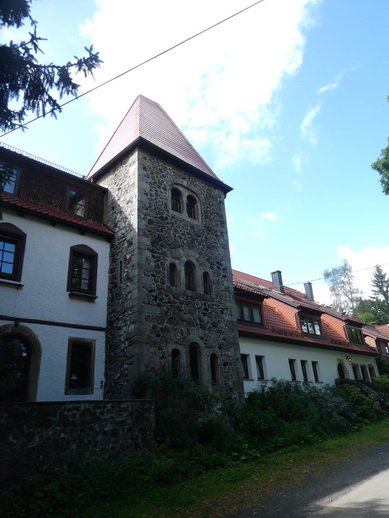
80,419,389,518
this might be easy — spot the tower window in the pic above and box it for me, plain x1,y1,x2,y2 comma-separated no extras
171,349,180,377
186,195,197,219
203,271,211,295
169,262,178,287
185,261,196,291
171,188,182,213
189,343,201,381
210,353,219,384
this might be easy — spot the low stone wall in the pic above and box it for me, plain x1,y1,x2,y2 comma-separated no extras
0,399,155,485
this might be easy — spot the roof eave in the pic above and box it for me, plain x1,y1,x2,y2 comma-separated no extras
88,137,233,194
3,201,114,241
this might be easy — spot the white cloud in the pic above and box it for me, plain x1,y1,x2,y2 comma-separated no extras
318,73,343,94
300,102,321,144
261,212,279,221
291,152,306,172
336,245,389,298
293,180,302,191
78,0,322,168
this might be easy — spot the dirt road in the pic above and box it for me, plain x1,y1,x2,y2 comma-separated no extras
226,443,389,517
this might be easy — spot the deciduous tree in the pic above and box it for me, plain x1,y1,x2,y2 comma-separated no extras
371,96,389,194
323,260,361,315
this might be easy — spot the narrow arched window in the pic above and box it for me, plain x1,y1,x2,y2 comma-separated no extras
185,261,196,291
169,262,178,287
203,271,211,295
0,335,31,402
171,188,182,213
186,195,197,219
171,349,180,377
67,244,98,296
0,222,26,282
189,343,200,381
210,353,219,385
337,363,346,379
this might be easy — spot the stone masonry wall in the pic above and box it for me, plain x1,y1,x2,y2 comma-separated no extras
100,147,243,400
0,399,154,484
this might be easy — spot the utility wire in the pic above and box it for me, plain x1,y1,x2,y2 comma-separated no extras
0,0,266,138
286,262,389,288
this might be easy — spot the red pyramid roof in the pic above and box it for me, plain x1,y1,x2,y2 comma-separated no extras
87,95,223,185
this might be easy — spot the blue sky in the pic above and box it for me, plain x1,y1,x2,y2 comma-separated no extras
1,0,389,305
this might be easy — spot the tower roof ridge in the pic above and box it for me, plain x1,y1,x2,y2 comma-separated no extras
87,95,221,183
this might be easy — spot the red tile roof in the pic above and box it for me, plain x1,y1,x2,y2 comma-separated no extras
87,95,228,188
3,193,114,239
232,269,377,356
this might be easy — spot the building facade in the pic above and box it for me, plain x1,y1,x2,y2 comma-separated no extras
87,95,244,400
0,146,112,401
233,269,382,394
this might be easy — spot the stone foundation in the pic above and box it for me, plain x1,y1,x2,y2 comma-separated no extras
0,400,154,484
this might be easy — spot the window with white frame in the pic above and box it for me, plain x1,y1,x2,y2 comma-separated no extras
301,360,309,382
289,359,297,381
255,355,265,380
240,354,250,379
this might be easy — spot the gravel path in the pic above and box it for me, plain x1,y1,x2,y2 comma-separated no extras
225,443,389,518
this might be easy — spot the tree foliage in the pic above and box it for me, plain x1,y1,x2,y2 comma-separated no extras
323,260,361,315
371,94,389,194
0,0,102,133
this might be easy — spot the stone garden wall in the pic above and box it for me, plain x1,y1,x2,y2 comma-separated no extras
0,399,154,484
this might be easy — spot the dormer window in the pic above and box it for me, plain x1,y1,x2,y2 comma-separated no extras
236,299,262,325
300,316,321,336
67,188,87,218
347,327,364,345
1,163,18,195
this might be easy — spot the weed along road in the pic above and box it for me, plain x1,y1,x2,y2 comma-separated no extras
226,443,389,517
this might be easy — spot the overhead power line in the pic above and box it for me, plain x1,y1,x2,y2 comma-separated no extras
286,262,389,288
1,0,266,138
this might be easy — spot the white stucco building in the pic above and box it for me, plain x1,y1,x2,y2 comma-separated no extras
0,145,112,401
233,270,386,395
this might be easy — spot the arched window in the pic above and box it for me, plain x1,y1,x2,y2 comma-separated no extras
203,271,211,295
0,335,31,402
186,195,197,219
171,188,182,213
169,262,178,287
210,353,219,385
189,343,201,381
0,222,26,282
171,349,180,377
68,244,98,297
337,363,346,380
185,261,196,291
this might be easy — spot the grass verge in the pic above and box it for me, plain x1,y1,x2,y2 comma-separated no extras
81,419,389,518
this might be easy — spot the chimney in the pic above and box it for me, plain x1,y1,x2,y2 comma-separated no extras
304,282,315,301
271,270,284,293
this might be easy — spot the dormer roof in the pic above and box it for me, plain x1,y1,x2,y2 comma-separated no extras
87,95,231,191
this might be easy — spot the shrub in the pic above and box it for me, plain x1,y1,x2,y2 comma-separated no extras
335,383,380,424
371,374,389,390
131,373,238,448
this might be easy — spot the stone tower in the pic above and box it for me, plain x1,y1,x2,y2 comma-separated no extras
87,95,243,400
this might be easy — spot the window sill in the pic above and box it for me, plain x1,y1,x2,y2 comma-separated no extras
68,291,97,302
0,278,24,289
65,388,94,395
